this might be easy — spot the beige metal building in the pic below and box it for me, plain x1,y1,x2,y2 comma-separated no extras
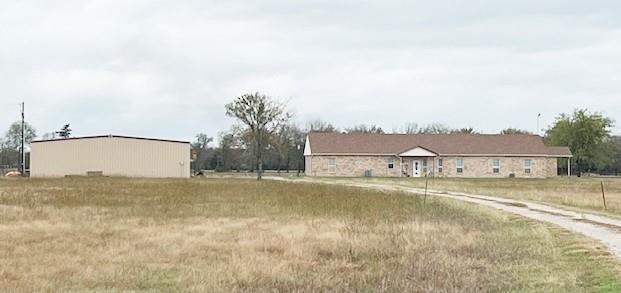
30,135,191,178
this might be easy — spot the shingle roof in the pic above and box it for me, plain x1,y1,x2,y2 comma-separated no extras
545,146,573,157
307,132,572,157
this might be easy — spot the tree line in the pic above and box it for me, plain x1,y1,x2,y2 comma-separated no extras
195,93,620,179
1,93,619,178
0,123,71,171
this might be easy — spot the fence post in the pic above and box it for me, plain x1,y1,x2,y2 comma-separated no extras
601,181,607,210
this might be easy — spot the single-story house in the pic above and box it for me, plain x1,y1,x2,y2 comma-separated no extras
303,132,572,178
30,135,191,178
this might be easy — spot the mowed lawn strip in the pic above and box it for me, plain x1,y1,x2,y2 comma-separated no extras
0,178,620,292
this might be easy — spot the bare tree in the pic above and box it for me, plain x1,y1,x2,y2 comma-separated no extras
344,124,384,134
392,122,423,134
419,123,452,134
451,127,478,134
394,123,478,134
192,133,213,172
500,128,532,135
41,132,56,140
402,122,420,134
217,130,242,171
3,121,37,150
193,133,213,150
1,121,36,171
271,124,291,172
225,92,289,180
307,120,338,132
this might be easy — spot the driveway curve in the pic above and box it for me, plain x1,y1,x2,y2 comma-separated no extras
271,177,621,259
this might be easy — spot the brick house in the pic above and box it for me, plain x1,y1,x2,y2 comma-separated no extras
304,132,572,178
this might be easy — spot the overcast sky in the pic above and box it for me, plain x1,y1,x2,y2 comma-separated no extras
1,0,620,142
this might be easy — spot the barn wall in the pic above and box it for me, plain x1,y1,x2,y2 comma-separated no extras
30,137,190,178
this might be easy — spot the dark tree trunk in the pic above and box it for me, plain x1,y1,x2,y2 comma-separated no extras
256,131,263,180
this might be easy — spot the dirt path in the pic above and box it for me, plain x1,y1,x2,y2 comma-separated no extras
270,177,621,259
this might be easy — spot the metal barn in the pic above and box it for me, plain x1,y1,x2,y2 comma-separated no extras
30,135,191,178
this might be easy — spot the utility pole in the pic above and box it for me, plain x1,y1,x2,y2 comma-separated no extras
537,113,541,136
20,102,25,176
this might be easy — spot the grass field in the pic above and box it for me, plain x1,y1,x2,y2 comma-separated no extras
304,176,621,216
1,177,620,292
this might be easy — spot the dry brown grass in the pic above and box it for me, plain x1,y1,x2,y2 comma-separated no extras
322,176,621,216
1,177,620,292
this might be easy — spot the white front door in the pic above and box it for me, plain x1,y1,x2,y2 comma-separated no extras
412,160,421,177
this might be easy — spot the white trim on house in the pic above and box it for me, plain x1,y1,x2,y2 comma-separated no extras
303,136,312,156
328,157,336,173
398,146,438,157
412,159,422,177
387,158,395,170
456,158,464,175
524,159,532,174
492,159,500,174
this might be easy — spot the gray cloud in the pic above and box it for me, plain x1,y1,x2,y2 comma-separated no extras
1,0,620,141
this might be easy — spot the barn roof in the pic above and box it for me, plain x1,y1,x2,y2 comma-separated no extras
306,132,572,157
31,135,190,144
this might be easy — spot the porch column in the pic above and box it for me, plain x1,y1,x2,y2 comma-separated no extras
400,157,403,177
567,158,571,177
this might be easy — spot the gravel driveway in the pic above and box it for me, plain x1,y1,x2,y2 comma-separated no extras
272,177,621,259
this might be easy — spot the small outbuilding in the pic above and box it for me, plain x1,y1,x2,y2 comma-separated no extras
30,135,191,178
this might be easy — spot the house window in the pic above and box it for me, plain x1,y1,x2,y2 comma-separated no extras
456,158,464,174
524,159,532,174
492,159,500,174
328,158,336,173
422,159,428,174
437,158,443,173
387,158,395,169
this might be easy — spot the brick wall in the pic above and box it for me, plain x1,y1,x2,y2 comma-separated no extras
307,155,401,177
306,155,558,178
435,156,557,178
